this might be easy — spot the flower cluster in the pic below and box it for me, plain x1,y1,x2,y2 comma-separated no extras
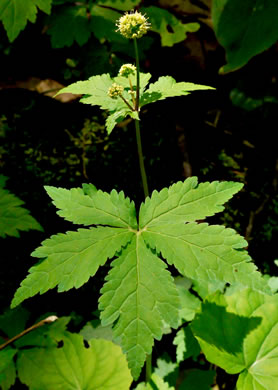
119,64,136,77
116,11,150,39
108,83,124,99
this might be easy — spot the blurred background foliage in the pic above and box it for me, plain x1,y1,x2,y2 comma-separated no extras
1,0,278,387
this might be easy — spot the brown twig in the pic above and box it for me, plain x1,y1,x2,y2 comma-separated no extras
0,315,58,351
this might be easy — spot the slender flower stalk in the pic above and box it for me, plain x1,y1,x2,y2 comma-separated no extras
134,39,140,112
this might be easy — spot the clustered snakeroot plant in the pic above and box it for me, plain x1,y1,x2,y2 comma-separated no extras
11,10,273,386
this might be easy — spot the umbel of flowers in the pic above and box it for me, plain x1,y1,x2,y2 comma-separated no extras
116,10,151,39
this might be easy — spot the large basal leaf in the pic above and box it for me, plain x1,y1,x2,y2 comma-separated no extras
212,0,278,72
0,187,43,238
11,227,133,307
12,178,268,380
191,288,278,389
142,222,269,293
17,334,132,390
99,235,180,379
46,4,91,48
143,6,200,47
0,0,52,42
139,177,242,228
45,185,137,229
140,77,214,107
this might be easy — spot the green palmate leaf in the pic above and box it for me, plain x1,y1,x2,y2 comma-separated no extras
143,6,200,47
139,177,243,228
99,235,180,379
191,288,278,390
45,185,137,229
0,187,43,238
212,0,278,73
17,334,132,390
13,178,268,379
0,0,52,42
140,77,214,107
142,223,269,293
11,227,133,307
46,4,91,48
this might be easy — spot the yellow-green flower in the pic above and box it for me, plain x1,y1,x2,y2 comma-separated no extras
119,64,136,77
116,11,151,39
108,83,124,99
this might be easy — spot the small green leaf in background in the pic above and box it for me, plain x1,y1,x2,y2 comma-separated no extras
142,6,199,47
0,307,29,339
0,0,52,42
212,0,278,72
179,369,216,390
191,288,278,390
173,326,200,363
0,348,17,390
0,185,43,238
154,354,178,388
46,4,91,48
0,176,43,237
80,321,114,343
17,334,132,390
97,0,140,12
135,373,175,390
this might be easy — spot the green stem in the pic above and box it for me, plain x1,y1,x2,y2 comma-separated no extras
135,119,149,198
134,38,140,111
134,38,151,379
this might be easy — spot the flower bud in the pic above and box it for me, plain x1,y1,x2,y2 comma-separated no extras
116,11,150,39
108,83,124,99
119,64,136,77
